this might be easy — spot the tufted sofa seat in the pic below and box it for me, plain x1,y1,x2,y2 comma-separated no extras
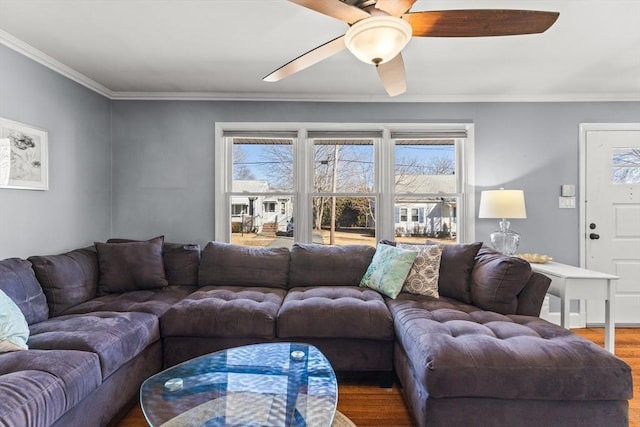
389,293,633,426
161,286,288,367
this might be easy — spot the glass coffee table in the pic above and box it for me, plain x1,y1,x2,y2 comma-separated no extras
140,343,338,427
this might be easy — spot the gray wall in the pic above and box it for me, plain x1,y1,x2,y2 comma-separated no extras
0,45,111,259
111,100,640,265
2,42,640,267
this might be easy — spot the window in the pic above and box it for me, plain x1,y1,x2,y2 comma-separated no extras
264,202,276,213
312,136,376,246
231,204,247,215
393,136,460,243
216,124,474,247
612,148,640,184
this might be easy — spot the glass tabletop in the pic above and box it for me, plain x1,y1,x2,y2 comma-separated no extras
140,343,338,427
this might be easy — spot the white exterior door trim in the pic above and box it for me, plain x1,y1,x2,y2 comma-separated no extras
579,123,640,267
579,123,640,327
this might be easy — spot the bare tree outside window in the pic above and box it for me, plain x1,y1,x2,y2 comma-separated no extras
233,145,255,180
612,148,640,184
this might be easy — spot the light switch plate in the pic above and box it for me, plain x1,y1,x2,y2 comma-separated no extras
559,196,576,208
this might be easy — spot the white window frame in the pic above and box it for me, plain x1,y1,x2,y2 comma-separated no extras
214,123,475,244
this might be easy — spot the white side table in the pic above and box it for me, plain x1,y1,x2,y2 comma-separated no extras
531,261,619,354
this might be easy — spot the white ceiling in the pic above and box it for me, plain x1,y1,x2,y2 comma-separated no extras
1,0,639,102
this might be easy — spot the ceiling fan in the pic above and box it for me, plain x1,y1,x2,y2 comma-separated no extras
263,0,559,96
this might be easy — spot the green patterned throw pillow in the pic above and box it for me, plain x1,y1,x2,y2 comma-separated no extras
359,244,417,299
0,289,29,353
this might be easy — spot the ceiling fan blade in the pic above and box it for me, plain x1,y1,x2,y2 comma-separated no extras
375,0,417,17
289,0,369,24
263,35,346,82
404,9,560,37
376,53,406,97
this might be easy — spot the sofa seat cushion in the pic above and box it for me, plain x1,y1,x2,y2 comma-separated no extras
161,286,286,339
27,312,159,379
388,294,633,401
278,286,394,340
0,349,101,426
58,286,197,317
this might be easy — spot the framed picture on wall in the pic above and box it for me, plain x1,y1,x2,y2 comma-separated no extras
0,117,49,190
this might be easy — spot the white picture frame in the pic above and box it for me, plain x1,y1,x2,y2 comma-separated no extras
0,117,49,190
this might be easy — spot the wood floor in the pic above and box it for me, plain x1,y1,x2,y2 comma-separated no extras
117,328,639,427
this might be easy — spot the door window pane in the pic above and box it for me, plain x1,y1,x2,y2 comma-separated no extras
612,149,640,184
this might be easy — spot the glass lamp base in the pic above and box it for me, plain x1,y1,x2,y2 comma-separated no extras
489,230,520,256
489,220,521,256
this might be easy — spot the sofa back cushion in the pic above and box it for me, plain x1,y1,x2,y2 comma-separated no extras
379,240,482,303
28,247,98,316
435,241,483,303
107,239,200,286
0,258,49,324
162,243,200,285
515,271,551,316
95,236,168,294
289,244,376,287
198,242,290,289
471,246,532,314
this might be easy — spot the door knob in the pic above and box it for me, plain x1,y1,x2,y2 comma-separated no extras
589,233,600,240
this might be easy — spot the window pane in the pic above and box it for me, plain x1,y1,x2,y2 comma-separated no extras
612,149,640,184
233,138,293,192
394,197,458,244
313,139,374,194
612,168,640,184
312,196,376,247
231,196,294,248
395,140,456,193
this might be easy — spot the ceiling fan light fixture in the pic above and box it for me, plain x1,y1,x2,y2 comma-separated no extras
345,16,412,65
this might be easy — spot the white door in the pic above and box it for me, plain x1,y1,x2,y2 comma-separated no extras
582,124,640,325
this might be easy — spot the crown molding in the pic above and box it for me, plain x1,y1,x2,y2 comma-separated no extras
110,91,640,103
2,29,639,103
0,29,113,99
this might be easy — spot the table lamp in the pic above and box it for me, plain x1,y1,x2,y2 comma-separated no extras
478,188,527,256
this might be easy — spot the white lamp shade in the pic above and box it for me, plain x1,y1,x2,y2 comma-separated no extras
344,16,412,65
479,189,527,219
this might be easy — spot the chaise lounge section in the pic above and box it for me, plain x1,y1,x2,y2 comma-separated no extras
0,238,634,427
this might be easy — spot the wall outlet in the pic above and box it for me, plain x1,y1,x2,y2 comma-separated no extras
559,196,576,209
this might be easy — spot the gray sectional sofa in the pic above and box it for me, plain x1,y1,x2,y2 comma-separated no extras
0,238,633,427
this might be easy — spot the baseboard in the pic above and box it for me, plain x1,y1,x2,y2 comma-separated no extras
540,311,585,328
